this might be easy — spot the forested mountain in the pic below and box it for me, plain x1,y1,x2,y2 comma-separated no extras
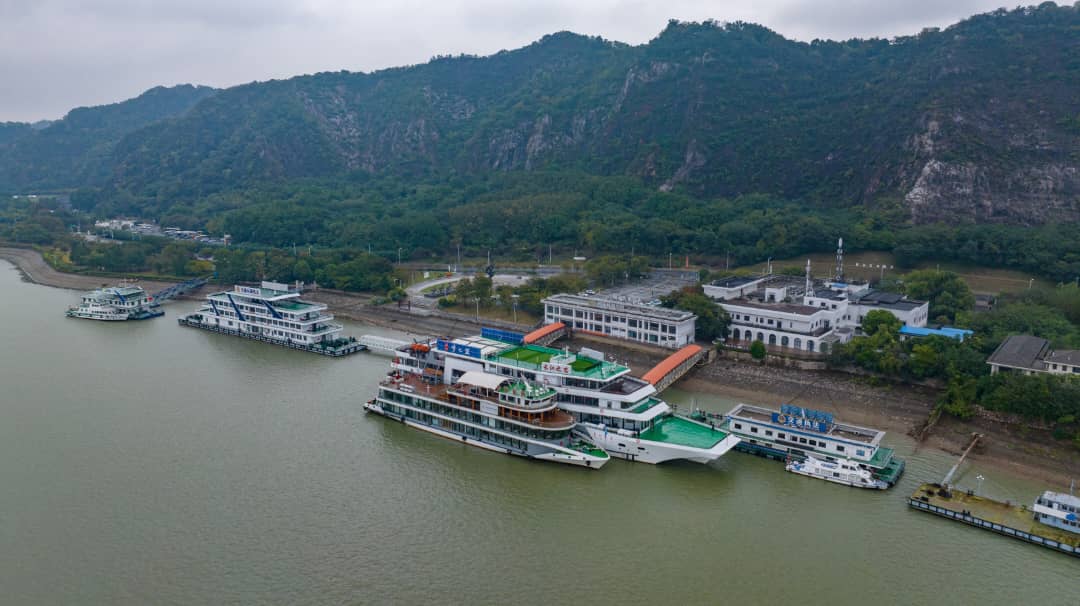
89,4,1080,226
3,4,1080,278
0,84,218,192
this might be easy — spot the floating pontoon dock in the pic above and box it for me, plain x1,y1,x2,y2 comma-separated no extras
908,482,1079,558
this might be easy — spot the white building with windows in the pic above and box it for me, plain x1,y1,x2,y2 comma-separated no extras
723,298,849,353
542,294,696,349
709,271,928,354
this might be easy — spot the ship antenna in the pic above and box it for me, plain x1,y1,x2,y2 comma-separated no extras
835,237,844,282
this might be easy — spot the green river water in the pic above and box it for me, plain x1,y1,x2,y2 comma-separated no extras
0,261,1076,605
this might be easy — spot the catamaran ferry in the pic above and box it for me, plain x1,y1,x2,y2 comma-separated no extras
365,369,610,468
178,281,363,356
386,330,739,465
66,285,163,321
722,403,905,487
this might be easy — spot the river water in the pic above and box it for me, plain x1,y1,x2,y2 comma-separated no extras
0,261,1076,605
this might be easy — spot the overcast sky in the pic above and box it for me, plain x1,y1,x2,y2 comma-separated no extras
0,0,1013,122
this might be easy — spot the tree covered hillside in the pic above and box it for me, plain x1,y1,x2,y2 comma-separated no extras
0,84,218,192
93,5,1080,225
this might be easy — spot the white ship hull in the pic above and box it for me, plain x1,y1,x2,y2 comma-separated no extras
578,423,740,465
66,308,130,321
364,400,608,469
786,459,888,490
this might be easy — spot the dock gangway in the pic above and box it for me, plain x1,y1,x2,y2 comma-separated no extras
358,335,413,355
641,344,709,393
151,277,208,303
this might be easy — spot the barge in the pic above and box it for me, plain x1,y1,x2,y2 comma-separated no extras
908,483,1080,558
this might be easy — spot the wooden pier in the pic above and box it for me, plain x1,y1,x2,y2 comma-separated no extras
909,482,1080,558
178,317,365,357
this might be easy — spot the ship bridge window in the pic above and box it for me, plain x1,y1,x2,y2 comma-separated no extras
750,427,758,434
836,445,844,452
856,450,865,457
733,423,742,430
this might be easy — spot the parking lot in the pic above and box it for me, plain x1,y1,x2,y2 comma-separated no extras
596,270,699,305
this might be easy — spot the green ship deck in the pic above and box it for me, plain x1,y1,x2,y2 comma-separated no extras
638,416,728,449
493,344,628,378
909,483,1080,557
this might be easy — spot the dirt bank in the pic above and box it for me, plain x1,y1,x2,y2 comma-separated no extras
0,246,177,292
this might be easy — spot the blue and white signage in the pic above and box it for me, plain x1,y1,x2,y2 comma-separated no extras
437,339,483,359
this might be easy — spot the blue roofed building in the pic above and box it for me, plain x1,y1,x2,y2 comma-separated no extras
899,325,974,342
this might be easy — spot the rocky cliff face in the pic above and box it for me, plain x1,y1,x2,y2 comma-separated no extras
905,160,1079,225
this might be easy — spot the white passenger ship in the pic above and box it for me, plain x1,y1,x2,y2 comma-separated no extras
178,281,362,356
66,285,163,321
786,455,888,490
386,331,739,465
365,368,610,468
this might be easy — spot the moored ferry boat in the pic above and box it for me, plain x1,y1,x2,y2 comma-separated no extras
388,332,738,465
178,281,362,356
66,285,163,321
786,455,888,490
364,370,610,468
723,403,905,487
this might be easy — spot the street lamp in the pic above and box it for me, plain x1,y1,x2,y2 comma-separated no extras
397,247,403,265
976,474,985,495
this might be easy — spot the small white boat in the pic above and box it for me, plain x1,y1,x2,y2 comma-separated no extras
786,455,888,490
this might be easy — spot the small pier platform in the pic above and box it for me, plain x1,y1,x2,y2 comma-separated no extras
908,482,1079,558
178,317,365,357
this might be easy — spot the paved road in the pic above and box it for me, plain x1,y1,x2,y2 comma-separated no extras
405,273,532,308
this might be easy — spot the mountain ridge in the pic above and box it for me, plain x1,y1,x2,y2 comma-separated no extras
3,5,1079,228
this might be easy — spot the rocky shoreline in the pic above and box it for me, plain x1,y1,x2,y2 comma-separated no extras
4,247,1078,488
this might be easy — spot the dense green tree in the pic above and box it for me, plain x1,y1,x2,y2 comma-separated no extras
660,285,729,342
862,309,903,336
900,270,975,323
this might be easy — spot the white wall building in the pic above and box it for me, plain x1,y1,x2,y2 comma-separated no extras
722,299,849,353
542,294,696,349
709,273,928,354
